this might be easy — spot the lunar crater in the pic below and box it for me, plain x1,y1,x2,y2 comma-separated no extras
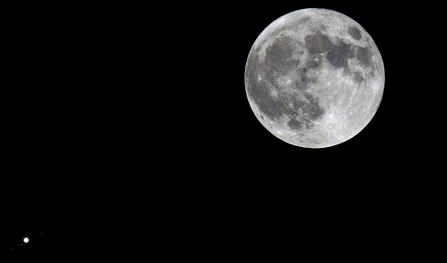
348,26,362,40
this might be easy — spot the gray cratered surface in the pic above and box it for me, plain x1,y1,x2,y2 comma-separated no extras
245,8,384,148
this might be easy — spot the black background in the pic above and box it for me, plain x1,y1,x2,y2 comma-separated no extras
4,2,443,259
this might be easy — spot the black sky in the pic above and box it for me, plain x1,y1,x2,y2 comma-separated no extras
5,2,442,259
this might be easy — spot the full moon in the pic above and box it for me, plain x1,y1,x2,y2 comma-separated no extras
244,8,384,148
24,237,29,243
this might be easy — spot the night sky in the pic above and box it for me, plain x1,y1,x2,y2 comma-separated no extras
6,230,48,253
3,1,441,259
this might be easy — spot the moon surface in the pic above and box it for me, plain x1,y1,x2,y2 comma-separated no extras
244,8,384,148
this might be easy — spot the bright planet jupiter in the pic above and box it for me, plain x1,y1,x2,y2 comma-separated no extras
245,8,384,148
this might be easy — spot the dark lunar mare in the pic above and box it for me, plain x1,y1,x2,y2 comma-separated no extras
246,36,326,131
356,46,372,67
352,71,364,83
305,33,330,54
264,36,300,80
326,39,354,70
304,32,357,72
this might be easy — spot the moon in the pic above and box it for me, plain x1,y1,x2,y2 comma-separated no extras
24,237,29,243
244,8,384,148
